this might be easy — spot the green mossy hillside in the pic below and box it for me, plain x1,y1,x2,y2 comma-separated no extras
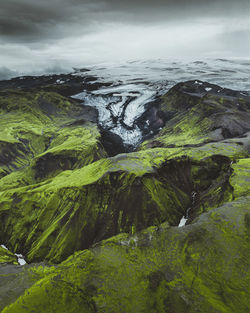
140,81,250,151
140,134,250,161
0,152,234,264
1,198,249,313
0,89,105,180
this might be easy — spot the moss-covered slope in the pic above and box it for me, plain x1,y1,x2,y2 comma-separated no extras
0,151,235,263
1,198,249,313
0,89,105,179
140,80,250,155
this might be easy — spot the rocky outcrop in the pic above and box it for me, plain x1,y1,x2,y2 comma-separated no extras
140,80,250,155
0,72,112,97
0,152,234,263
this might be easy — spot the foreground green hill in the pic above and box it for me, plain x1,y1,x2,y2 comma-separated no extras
0,80,249,312
1,198,249,313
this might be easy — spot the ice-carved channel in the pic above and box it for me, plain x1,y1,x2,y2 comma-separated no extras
73,83,157,146
123,89,155,127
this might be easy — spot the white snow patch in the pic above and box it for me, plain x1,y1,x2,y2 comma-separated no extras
56,79,65,84
205,87,212,92
73,84,156,146
74,92,114,127
111,124,142,146
123,90,155,127
15,254,27,266
91,84,155,128
92,84,141,95
109,97,126,116
178,216,188,227
72,91,87,100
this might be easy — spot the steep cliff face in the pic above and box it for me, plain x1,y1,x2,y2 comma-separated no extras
0,89,105,178
0,79,249,312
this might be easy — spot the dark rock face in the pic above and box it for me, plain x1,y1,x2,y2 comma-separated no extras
141,80,250,150
0,73,113,97
0,78,249,313
136,97,166,138
0,153,234,264
100,129,126,156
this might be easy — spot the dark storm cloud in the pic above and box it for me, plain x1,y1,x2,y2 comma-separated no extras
0,0,95,42
0,0,249,43
0,0,250,78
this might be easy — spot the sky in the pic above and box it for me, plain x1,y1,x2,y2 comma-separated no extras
0,0,250,78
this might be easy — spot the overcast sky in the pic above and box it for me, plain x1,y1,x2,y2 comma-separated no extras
0,0,250,78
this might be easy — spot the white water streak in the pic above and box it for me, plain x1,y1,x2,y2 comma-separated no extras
1,244,27,266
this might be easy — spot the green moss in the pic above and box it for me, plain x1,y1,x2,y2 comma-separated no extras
0,89,106,178
0,153,234,263
0,89,107,195
2,198,249,313
31,122,106,181
0,147,235,264
230,158,250,198
1,82,250,312
1,278,95,313
157,114,213,147
140,86,250,160
0,247,18,265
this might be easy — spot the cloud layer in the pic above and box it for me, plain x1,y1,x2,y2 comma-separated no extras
0,0,250,78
